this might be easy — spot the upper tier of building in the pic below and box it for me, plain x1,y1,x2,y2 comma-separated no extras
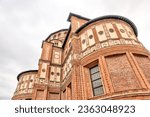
45,13,138,48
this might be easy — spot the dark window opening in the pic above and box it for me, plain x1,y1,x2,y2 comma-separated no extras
90,65,104,96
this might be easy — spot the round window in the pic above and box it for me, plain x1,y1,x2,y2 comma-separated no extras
57,73,60,76
89,35,93,39
51,72,54,75
128,31,133,35
98,31,103,35
109,28,114,33
58,33,61,36
120,29,125,33
53,35,56,39
82,39,86,44
42,69,45,72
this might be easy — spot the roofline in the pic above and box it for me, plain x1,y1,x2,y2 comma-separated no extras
17,70,38,81
75,15,138,36
62,25,71,48
67,12,90,22
45,29,68,41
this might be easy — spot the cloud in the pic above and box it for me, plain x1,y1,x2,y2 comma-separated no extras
0,0,150,99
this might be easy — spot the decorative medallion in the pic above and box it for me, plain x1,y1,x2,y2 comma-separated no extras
120,29,125,33
89,35,93,39
57,73,60,76
109,28,114,33
51,72,54,75
42,69,45,72
82,39,86,44
98,31,103,35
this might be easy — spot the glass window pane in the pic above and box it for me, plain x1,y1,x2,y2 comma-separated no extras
93,86,104,96
91,72,100,81
90,66,99,74
92,79,102,88
90,65,104,96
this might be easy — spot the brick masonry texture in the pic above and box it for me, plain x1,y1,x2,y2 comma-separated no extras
12,13,150,100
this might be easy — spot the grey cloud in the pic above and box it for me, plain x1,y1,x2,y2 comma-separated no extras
0,96,10,100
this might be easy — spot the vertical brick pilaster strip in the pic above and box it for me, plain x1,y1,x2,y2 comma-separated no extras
92,27,99,43
60,90,62,100
128,52,150,89
103,23,111,39
32,87,37,100
26,76,30,95
76,65,81,100
66,85,68,100
77,65,83,100
46,63,50,83
71,34,81,99
80,66,87,99
43,85,48,100
71,65,78,99
99,56,114,94
112,22,122,38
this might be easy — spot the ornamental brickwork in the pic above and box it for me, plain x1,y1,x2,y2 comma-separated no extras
12,13,150,100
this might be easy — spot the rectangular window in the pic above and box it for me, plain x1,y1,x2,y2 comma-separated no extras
90,65,104,96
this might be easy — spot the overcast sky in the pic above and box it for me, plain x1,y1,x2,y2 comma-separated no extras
0,0,150,100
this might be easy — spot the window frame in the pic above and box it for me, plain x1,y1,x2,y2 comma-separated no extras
89,65,104,96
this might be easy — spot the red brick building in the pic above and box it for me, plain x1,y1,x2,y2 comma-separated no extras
12,13,150,100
